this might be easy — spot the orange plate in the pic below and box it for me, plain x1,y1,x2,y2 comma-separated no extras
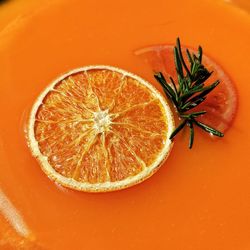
0,0,250,249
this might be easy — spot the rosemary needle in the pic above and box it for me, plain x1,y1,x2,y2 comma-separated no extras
154,38,224,149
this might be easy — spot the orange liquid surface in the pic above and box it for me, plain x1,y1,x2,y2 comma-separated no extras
0,0,250,249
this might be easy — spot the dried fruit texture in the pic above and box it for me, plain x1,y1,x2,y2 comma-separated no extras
28,66,174,192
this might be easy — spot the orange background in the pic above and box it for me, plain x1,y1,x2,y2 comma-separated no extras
0,0,250,249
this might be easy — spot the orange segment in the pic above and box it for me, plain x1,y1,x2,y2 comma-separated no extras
28,66,174,192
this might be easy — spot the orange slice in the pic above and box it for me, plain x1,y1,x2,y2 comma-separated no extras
27,66,174,192
135,45,237,133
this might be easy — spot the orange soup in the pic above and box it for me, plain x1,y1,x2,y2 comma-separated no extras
0,0,250,249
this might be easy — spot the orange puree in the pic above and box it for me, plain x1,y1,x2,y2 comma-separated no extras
0,0,250,249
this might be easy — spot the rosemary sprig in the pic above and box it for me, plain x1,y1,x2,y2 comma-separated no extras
154,38,223,148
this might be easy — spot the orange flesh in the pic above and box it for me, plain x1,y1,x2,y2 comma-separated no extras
135,45,238,132
0,0,250,249
34,69,168,183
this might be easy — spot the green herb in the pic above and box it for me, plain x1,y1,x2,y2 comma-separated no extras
154,38,223,148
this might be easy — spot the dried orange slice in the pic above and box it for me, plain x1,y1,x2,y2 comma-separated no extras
135,45,237,133
28,65,174,192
